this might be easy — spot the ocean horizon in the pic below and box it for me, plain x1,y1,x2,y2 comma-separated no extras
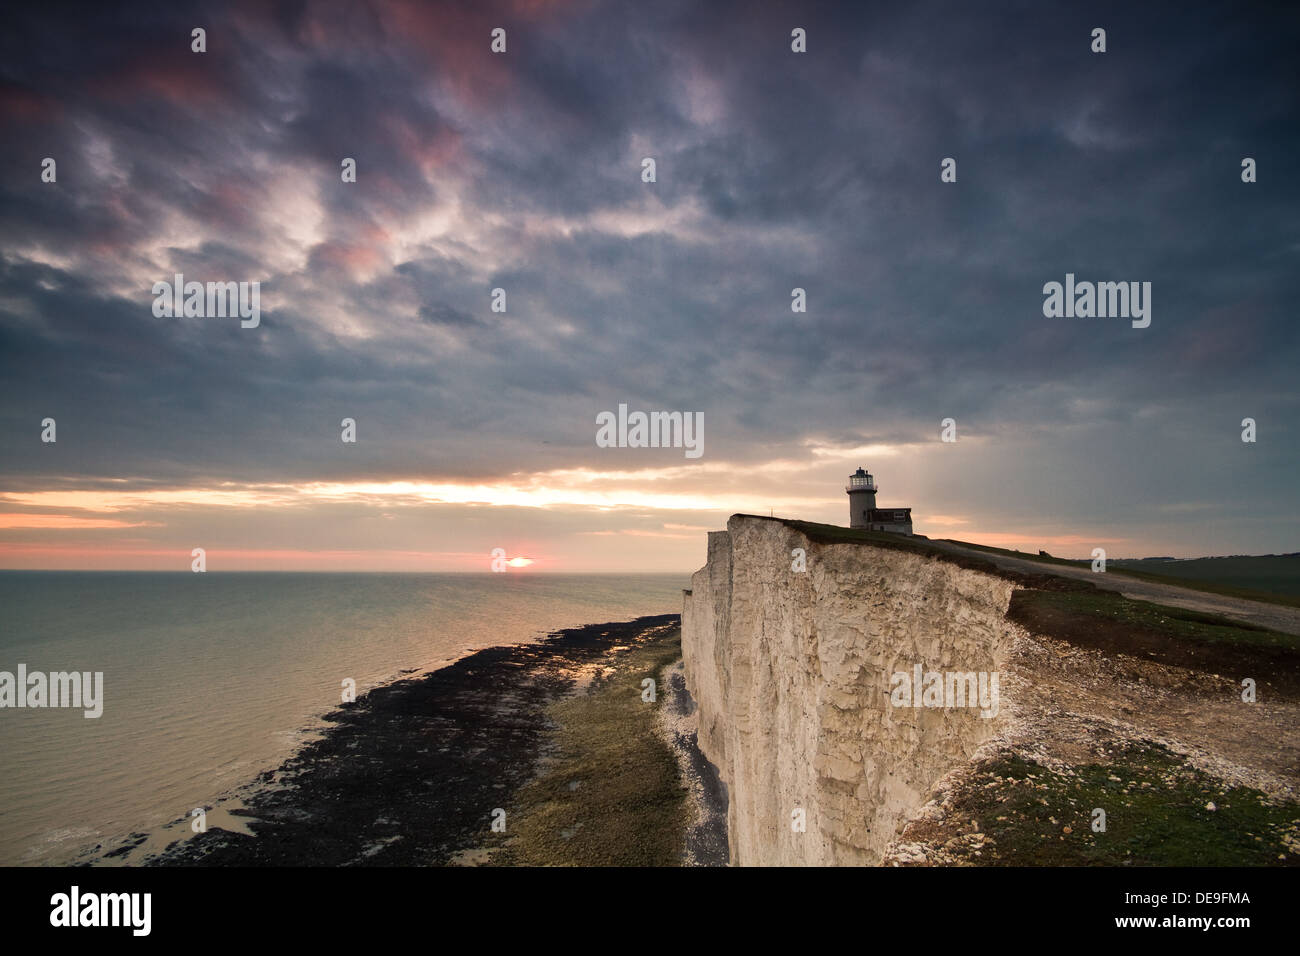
0,571,687,865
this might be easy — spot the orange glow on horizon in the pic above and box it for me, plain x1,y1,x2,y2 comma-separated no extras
0,514,154,529
0,544,553,572
0,469,830,515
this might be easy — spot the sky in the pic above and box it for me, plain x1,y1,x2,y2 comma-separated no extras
0,0,1297,572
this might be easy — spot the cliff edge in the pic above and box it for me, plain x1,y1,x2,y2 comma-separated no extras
682,515,1299,866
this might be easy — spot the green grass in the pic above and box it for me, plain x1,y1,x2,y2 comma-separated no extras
1112,555,1300,598
487,626,689,866
944,538,1300,609
942,537,1085,569
961,744,1298,866
759,517,1095,594
1009,587,1298,651
760,517,1022,581
770,516,957,557
1107,558,1300,608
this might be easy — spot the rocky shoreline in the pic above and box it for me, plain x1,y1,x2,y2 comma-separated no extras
145,613,707,866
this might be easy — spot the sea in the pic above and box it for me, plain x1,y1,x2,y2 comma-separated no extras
0,571,686,865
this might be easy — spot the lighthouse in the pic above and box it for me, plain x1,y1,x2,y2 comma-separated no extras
846,467,877,526
846,467,914,535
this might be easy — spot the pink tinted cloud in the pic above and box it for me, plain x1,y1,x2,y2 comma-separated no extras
96,54,234,109
196,180,262,232
381,111,464,172
375,0,579,106
308,238,390,277
0,81,59,124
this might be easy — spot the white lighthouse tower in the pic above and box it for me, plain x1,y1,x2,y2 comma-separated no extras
846,467,914,535
846,467,877,528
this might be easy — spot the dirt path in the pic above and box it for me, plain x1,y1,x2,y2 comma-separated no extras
927,540,1300,637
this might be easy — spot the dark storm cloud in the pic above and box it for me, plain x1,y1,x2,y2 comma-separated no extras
0,0,1296,533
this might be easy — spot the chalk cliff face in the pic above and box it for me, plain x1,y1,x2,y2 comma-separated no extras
681,515,1018,866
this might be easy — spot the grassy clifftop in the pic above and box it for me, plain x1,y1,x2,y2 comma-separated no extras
944,538,1300,609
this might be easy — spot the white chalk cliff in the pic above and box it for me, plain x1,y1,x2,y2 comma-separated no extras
681,515,1018,865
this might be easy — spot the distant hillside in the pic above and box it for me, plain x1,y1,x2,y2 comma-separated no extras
1109,554,1300,599
942,540,1300,608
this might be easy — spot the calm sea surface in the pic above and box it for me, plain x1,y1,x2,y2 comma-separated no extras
0,571,685,865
